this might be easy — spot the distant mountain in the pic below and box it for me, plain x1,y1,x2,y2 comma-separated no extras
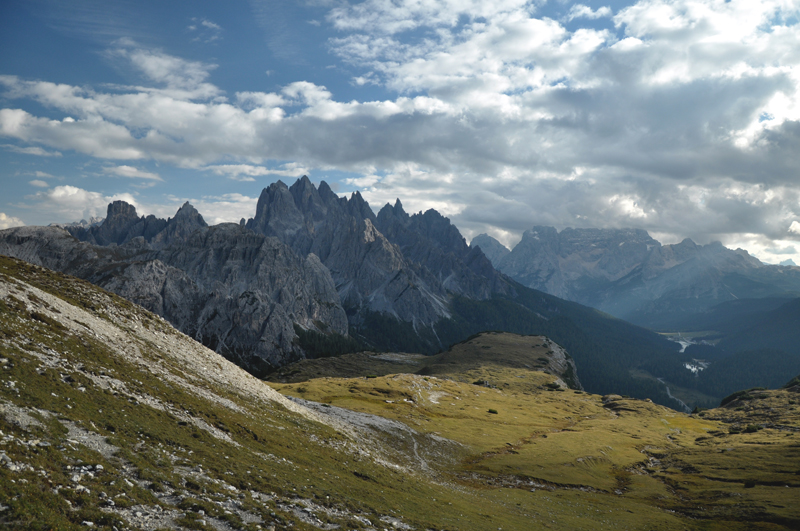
469,233,510,267
66,200,207,249
246,178,454,326
498,226,658,301
375,200,511,300
49,216,104,229
496,226,800,329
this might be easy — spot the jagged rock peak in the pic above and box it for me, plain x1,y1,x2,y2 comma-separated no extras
347,190,376,222
412,209,468,255
317,180,339,203
289,175,327,222
470,234,510,267
377,198,410,228
173,201,206,223
106,200,139,221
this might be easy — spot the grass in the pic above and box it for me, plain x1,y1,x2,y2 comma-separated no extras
273,342,800,529
2,255,800,530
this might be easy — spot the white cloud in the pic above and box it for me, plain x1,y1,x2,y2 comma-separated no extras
0,143,62,157
566,5,612,22
183,193,259,225
188,18,223,43
205,163,310,181
103,165,162,181
148,193,259,225
0,213,24,230
790,221,800,234
327,0,532,35
1,1,800,258
30,185,139,223
29,180,49,188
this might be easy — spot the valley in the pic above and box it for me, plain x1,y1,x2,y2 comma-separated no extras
1,255,799,530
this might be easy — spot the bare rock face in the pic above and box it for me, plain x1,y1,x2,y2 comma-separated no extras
67,201,168,246
375,201,512,300
246,177,453,325
149,202,208,249
496,225,800,327
498,226,659,301
469,234,510,267
0,220,348,374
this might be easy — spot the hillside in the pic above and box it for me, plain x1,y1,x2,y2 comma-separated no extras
2,256,799,530
637,297,800,408
269,332,582,391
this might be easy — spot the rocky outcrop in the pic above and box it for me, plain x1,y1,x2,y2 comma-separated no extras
0,220,348,374
375,200,513,300
246,178,453,325
1,177,520,367
245,178,517,326
67,201,207,250
67,201,167,246
469,234,510,267
149,202,208,249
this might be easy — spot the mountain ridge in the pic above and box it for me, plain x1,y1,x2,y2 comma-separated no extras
485,226,800,328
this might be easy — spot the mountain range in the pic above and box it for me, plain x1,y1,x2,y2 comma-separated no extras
5,176,800,409
472,227,800,329
0,177,689,407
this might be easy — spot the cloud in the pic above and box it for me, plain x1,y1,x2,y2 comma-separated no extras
29,180,49,188
140,193,259,225
1,144,62,157
103,165,162,181
0,213,24,230
566,5,612,22
2,1,800,257
172,193,259,225
765,245,797,255
205,163,310,181
21,184,257,227
30,185,140,223
790,221,800,234
188,17,223,43
326,0,532,35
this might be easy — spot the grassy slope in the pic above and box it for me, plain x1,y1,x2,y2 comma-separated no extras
2,255,799,530
269,332,579,390
274,354,800,529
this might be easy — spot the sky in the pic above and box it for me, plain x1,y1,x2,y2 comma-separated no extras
1,0,800,264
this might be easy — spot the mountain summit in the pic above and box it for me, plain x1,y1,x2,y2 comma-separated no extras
495,226,800,328
245,177,511,326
